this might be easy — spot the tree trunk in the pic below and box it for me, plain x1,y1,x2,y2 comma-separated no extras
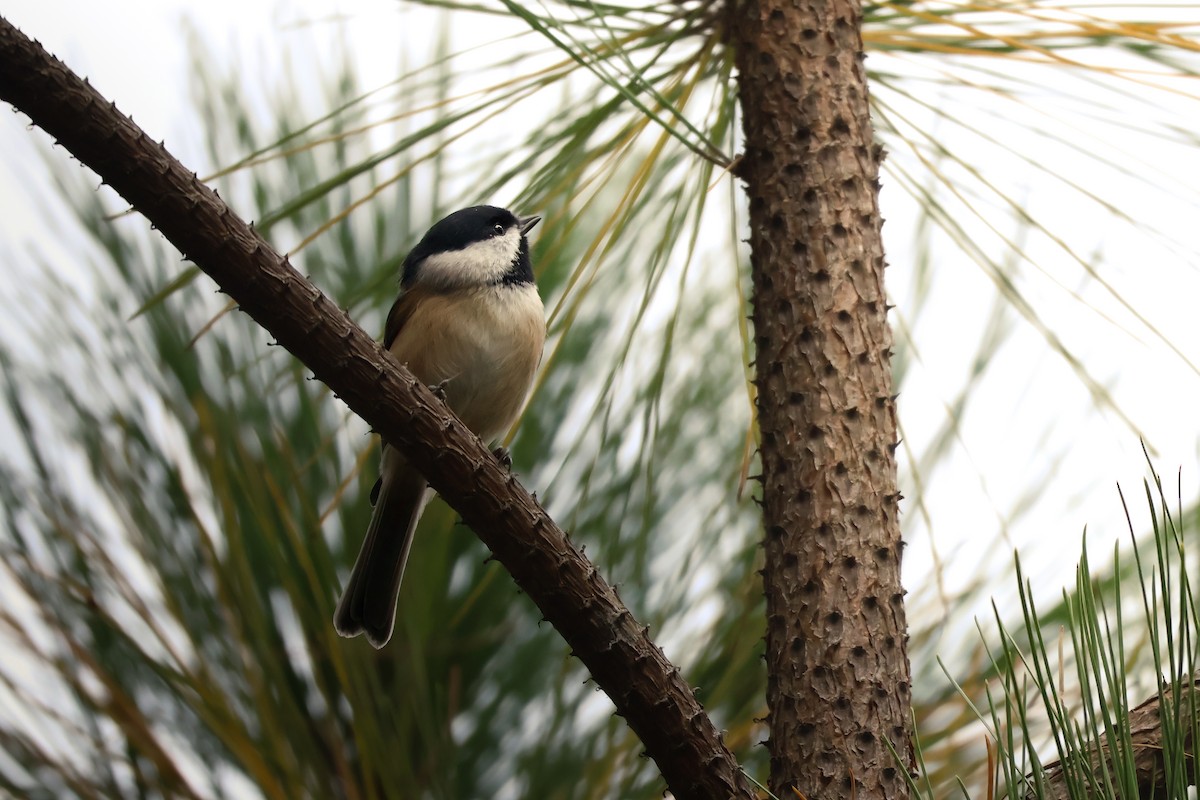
731,0,915,796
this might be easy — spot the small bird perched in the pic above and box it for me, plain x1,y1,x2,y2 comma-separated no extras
334,205,546,649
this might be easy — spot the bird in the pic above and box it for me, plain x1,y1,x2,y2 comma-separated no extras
334,205,546,649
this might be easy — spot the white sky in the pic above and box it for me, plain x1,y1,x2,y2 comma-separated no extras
2,0,1199,659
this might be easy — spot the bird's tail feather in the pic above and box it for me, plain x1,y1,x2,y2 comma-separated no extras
334,456,429,649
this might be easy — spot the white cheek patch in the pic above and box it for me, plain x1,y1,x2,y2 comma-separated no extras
419,228,521,289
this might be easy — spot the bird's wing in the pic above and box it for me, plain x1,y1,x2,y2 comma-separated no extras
383,287,423,349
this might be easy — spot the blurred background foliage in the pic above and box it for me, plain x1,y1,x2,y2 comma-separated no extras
0,0,1197,797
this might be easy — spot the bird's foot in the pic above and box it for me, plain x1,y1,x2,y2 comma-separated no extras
428,379,450,401
492,446,513,471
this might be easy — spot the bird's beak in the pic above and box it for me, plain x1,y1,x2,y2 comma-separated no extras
518,215,541,236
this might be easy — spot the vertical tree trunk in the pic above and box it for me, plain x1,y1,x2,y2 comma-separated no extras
731,0,915,797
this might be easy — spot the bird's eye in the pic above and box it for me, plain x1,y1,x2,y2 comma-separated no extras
492,223,505,236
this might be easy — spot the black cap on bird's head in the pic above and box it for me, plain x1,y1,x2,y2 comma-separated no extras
402,205,540,289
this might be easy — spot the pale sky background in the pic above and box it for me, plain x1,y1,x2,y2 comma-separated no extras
2,0,1199,666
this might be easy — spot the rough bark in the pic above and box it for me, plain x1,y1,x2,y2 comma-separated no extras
1030,672,1200,799
731,0,915,796
0,17,758,800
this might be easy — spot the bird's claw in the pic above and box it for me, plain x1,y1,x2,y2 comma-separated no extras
429,379,450,401
492,446,513,471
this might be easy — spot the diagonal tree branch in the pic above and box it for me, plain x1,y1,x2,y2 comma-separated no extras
0,17,756,800
1029,672,1200,800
